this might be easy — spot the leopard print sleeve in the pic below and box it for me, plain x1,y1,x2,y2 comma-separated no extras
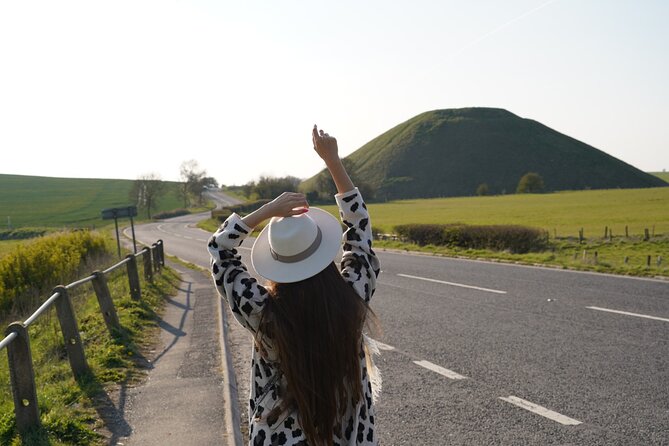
207,213,268,334
336,187,381,303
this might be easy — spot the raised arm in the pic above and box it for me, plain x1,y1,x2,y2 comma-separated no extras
313,124,380,302
312,125,355,195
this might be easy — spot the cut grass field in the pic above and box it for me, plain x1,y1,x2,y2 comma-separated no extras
199,186,669,278
0,174,193,229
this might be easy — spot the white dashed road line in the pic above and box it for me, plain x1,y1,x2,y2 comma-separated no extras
398,273,507,295
499,396,582,426
413,360,468,380
375,341,395,351
586,306,669,323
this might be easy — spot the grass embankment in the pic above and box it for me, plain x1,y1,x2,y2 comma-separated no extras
0,174,202,229
199,187,669,278
0,233,180,445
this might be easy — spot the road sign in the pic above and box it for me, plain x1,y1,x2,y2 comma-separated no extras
101,206,137,220
101,206,138,257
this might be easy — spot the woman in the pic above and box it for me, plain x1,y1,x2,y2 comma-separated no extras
208,125,381,446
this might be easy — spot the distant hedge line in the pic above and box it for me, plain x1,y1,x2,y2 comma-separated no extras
394,223,548,253
0,231,109,316
0,228,49,241
211,199,271,223
153,208,191,219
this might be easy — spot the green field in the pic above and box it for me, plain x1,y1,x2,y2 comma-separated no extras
318,187,669,237
650,171,669,182
200,186,669,277
0,174,188,229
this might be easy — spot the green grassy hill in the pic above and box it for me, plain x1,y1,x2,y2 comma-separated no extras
0,174,185,228
302,108,668,200
650,171,669,182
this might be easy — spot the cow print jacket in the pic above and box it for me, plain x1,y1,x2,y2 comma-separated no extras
208,188,381,446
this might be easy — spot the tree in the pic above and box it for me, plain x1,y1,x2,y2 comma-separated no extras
180,160,217,206
476,183,489,196
247,176,301,199
130,173,166,219
516,172,545,194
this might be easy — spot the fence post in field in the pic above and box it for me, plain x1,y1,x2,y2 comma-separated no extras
91,272,121,335
151,243,161,274
604,226,608,238
5,322,40,433
53,286,89,380
126,254,142,300
594,251,598,264
578,228,584,244
644,228,650,241
142,247,153,282
624,256,629,264
646,255,651,267
625,225,629,238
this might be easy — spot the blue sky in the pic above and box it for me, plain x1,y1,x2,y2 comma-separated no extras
1,0,667,185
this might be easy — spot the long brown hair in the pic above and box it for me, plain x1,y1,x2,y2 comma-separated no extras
257,262,374,446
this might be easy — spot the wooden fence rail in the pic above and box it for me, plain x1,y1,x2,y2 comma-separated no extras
0,239,165,435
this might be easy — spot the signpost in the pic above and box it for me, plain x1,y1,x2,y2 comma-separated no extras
101,206,138,257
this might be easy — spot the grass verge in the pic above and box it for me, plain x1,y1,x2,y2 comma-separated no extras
375,235,669,279
0,265,180,445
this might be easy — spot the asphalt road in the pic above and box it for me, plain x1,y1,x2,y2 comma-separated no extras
129,209,669,445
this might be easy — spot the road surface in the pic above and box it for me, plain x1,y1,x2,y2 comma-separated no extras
130,209,669,445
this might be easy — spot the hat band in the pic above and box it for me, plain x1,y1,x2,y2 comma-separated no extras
270,226,323,264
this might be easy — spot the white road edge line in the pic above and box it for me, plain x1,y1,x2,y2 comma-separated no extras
398,273,507,295
586,306,669,323
413,360,467,380
499,396,582,426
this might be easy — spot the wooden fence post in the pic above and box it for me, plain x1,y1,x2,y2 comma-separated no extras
53,286,89,380
157,239,165,267
142,247,153,282
625,225,629,238
126,255,142,300
151,244,161,274
5,322,40,433
644,228,650,241
91,272,121,335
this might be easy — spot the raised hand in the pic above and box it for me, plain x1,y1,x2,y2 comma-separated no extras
312,124,339,162
266,192,309,218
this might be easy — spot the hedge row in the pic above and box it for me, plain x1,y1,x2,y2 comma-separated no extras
394,223,548,253
0,231,109,316
153,208,191,219
211,199,271,223
0,228,49,241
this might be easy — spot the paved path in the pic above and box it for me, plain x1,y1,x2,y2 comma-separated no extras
114,262,229,446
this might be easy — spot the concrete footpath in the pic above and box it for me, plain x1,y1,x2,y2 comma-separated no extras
111,262,232,446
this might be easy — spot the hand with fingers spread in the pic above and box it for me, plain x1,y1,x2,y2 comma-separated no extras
266,192,309,218
241,192,309,229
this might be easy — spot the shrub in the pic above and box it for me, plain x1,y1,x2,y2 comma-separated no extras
516,172,545,193
0,228,49,240
153,208,191,219
0,231,110,316
394,223,548,253
476,183,489,196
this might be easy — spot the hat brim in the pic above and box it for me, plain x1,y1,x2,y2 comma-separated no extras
251,207,343,283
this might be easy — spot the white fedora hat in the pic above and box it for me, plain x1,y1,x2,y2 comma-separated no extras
251,207,342,283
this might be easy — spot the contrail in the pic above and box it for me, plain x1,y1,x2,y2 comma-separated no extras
450,0,560,58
